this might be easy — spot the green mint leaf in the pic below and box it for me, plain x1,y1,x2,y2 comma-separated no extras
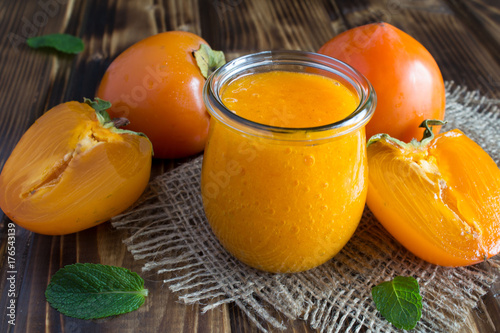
45,263,148,320
193,43,226,79
27,33,84,54
371,276,422,330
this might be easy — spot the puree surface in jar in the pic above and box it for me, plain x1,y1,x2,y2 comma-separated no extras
201,70,367,273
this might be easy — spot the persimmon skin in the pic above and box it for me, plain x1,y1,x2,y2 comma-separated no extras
319,22,446,142
0,101,152,235
366,129,500,266
96,31,210,159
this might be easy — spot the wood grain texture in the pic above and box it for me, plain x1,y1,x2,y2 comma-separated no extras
0,0,499,332
335,0,500,98
444,0,500,97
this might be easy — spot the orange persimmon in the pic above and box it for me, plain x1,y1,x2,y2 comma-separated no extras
0,99,152,235
96,31,225,159
319,22,446,142
366,120,500,266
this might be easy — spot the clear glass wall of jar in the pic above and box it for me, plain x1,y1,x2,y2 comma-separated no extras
201,51,376,273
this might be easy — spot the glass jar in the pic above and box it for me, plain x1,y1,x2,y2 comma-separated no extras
201,51,376,273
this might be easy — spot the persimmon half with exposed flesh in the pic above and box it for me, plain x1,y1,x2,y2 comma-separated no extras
366,120,500,266
0,99,152,235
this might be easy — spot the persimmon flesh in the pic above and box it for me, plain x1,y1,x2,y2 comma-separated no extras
0,101,152,235
366,121,500,266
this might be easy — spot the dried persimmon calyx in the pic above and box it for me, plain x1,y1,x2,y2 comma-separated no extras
368,119,447,149
83,97,152,143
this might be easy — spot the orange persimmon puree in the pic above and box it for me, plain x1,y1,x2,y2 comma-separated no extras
201,71,367,273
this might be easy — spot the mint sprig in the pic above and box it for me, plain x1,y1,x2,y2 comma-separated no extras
45,263,148,320
27,33,84,54
371,276,422,330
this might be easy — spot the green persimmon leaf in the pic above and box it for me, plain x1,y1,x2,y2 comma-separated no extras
27,33,84,54
84,97,112,115
371,276,422,330
45,263,148,320
82,97,153,154
193,43,226,79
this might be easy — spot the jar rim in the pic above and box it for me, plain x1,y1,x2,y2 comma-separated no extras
203,50,376,142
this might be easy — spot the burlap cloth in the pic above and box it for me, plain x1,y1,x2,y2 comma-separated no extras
111,82,500,332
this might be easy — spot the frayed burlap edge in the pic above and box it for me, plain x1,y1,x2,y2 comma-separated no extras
112,82,500,333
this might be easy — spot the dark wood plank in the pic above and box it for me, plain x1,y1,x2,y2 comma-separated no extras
0,0,499,332
0,0,72,167
334,0,500,98
0,0,86,331
444,0,500,87
200,0,339,58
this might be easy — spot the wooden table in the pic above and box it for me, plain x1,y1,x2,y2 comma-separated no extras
1,0,499,332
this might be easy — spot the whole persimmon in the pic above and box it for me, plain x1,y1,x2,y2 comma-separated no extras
0,99,152,235
96,31,225,159
319,22,446,142
367,120,500,266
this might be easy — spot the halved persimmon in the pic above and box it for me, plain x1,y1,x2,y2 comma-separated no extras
0,99,152,235
367,120,500,266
